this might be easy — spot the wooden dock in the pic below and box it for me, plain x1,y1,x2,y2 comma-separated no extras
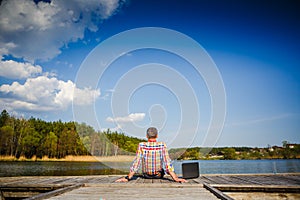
1,174,300,200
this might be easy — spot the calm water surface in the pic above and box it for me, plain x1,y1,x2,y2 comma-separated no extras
0,159,299,177
175,159,300,175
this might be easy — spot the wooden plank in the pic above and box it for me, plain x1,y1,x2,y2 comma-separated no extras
48,184,218,200
2,191,40,199
212,176,239,184
200,174,300,186
1,177,37,186
1,185,66,199
84,177,105,184
273,174,300,185
31,177,62,185
200,176,221,184
228,175,265,185
24,183,84,200
143,178,152,183
225,191,300,200
50,177,78,185
1,174,300,186
203,183,234,200
152,178,162,184
211,184,300,193
189,178,202,184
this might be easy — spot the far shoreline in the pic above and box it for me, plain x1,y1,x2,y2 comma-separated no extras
0,155,135,162
1,155,299,162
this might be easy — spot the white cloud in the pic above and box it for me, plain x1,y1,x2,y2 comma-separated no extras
0,60,42,79
0,0,125,61
73,85,101,105
106,113,146,123
0,75,100,112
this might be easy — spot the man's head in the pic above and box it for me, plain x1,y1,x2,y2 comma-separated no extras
146,127,158,139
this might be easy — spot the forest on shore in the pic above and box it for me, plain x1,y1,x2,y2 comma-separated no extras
0,110,299,161
0,110,144,159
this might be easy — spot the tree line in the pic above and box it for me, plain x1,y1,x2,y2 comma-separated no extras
169,145,300,160
0,110,299,160
0,110,145,159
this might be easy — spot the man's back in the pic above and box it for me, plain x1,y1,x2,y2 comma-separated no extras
130,140,174,175
116,127,187,183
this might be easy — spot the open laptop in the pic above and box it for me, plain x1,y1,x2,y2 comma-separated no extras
182,162,199,179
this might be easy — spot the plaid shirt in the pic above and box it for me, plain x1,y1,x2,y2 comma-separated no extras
130,140,174,175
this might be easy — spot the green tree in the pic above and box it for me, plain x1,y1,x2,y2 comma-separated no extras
240,151,250,160
124,140,137,153
282,148,292,159
249,149,263,159
282,141,289,148
44,131,58,158
0,125,14,155
12,118,27,158
223,148,237,160
0,110,10,127
21,127,42,158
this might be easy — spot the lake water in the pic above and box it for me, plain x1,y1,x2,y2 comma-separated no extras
0,159,299,177
176,159,300,175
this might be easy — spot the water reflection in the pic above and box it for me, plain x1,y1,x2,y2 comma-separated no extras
0,161,130,177
0,159,299,177
175,159,300,175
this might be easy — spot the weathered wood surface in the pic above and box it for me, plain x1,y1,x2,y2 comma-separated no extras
26,184,84,200
0,174,299,200
225,192,300,200
49,184,217,200
1,174,299,186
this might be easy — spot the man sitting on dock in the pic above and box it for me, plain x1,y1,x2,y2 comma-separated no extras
116,127,187,183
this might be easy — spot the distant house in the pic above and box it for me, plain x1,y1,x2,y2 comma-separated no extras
272,146,283,150
286,144,298,149
268,147,274,152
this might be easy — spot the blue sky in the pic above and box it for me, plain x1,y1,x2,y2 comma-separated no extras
0,0,299,148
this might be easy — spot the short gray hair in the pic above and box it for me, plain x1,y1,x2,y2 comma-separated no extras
147,127,158,138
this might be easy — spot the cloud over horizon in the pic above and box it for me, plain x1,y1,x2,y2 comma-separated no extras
106,113,146,123
0,75,100,112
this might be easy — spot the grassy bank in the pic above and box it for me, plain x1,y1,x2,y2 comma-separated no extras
0,155,135,162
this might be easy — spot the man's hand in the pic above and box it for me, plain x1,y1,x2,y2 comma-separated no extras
175,178,188,183
169,171,188,183
115,177,129,182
